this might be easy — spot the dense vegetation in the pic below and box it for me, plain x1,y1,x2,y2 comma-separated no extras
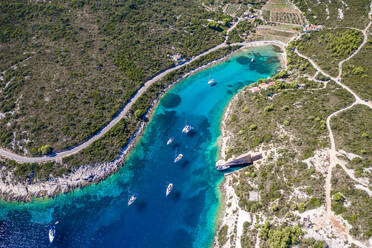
225,81,353,160
259,222,303,248
227,20,256,43
296,28,363,77
287,41,316,77
0,1,228,154
242,220,324,248
0,159,67,183
342,37,372,100
217,225,229,247
292,0,370,29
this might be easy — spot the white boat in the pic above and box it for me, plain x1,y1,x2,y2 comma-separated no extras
128,193,137,206
167,138,174,145
182,125,193,134
216,164,230,171
174,153,183,163
166,183,173,197
49,226,55,243
251,58,255,62
208,79,215,85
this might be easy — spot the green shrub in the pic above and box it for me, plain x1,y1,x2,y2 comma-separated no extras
333,192,345,202
218,225,229,246
249,124,258,131
260,221,303,248
352,66,364,75
39,145,53,155
264,105,274,112
134,109,145,119
282,105,289,111
298,202,305,213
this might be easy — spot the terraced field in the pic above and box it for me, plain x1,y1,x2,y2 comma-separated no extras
262,0,304,25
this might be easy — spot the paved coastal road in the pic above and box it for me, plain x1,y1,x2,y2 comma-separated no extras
0,32,286,163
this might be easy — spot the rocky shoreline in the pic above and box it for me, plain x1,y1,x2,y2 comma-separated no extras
213,46,288,248
0,44,273,202
0,120,146,202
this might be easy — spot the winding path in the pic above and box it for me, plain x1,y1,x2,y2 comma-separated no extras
0,19,287,163
295,21,372,214
295,18,371,247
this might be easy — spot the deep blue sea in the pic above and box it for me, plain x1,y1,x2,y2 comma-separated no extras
0,46,281,248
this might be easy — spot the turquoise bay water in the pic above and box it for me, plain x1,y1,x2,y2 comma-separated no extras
0,46,281,248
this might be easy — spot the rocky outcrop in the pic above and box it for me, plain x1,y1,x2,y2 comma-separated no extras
0,161,119,202
0,122,146,202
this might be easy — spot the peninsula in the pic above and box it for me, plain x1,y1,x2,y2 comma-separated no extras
214,0,372,247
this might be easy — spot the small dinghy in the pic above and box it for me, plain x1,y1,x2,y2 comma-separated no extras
167,138,174,145
166,183,173,197
128,193,137,206
182,125,193,134
174,153,183,163
49,226,55,243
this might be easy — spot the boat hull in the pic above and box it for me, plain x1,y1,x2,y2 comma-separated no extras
49,229,55,243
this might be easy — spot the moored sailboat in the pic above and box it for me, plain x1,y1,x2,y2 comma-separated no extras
49,226,55,243
174,153,183,163
167,138,174,145
166,183,173,197
182,125,193,134
128,193,137,206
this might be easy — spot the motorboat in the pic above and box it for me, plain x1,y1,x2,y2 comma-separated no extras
216,164,230,171
167,138,174,145
128,193,137,206
208,79,216,85
174,153,183,163
166,183,173,197
182,125,193,134
49,226,55,243
251,58,255,62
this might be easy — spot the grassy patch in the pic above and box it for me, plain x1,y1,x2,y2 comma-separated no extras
332,104,372,160
332,165,372,240
331,105,372,180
